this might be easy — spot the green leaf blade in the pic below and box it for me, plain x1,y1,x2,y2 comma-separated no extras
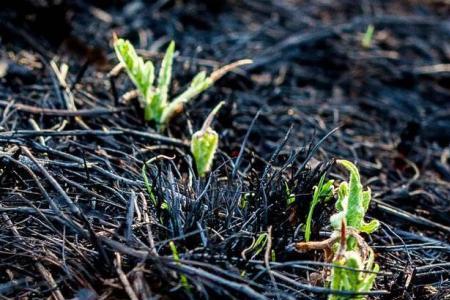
305,174,333,241
157,41,175,108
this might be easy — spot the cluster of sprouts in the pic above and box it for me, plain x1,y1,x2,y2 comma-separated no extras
111,37,380,296
113,36,250,177
297,160,379,299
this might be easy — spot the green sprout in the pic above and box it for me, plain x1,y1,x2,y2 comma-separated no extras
113,36,251,127
169,241,190,290
239,192,255,209
242,232,268,260
294,160,379,300
362,25,375,48
330,160,379,236
304,174,334,242
284,182,296,206
141,156,170,210
328,161,379,299
142,163,157,206
329,248,379,300
190,101,224,177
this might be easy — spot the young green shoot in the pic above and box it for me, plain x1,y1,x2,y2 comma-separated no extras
330,160,379,236
239,192,255,209
190,101,224,177
362,25,375,48
113,35,252,127
293,160,380,299
141,155,172,209
329,222,379,300
284,182,296,206
304,174,334,242
169,241,190,290
329,250,379,300
142,163,157,206
242,232,268,260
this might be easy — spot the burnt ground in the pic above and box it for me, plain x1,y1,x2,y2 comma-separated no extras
0,0,449,299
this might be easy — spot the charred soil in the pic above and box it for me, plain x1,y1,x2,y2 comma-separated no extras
0,1,449,299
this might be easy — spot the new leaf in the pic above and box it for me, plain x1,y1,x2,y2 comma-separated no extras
330,160,379,234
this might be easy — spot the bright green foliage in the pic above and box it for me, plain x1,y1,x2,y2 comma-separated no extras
191,129,218,177
114,37,212,125
254,234,268,257
191,102,224,177
330,160,379,234
329,249,379,300
114,37,250,126
297,161,379,299
169,241,180,261
145,40,175,122
114,38,155,99
305,174,334,242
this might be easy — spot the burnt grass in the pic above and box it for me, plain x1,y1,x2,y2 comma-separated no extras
0,1,449,299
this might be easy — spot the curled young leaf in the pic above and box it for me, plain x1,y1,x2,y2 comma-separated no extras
336,182,348,212
190,101,224,177
157,41,175,105
191,127,219,177
359,219,380,234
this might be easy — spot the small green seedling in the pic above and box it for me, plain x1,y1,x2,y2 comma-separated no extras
239,192,255,209
328,222,379,300
329,248,379,300
304,174,334,242
284,182,296,206
362,25,375,48
113,36,251,127
141,156,170,210
169,241,190,290
142,163,157,206
242,232,268,260
330,160,379,236
294,160,379,300
191,101,224,177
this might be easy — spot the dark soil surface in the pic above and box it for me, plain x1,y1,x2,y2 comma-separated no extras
0,1,449,299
